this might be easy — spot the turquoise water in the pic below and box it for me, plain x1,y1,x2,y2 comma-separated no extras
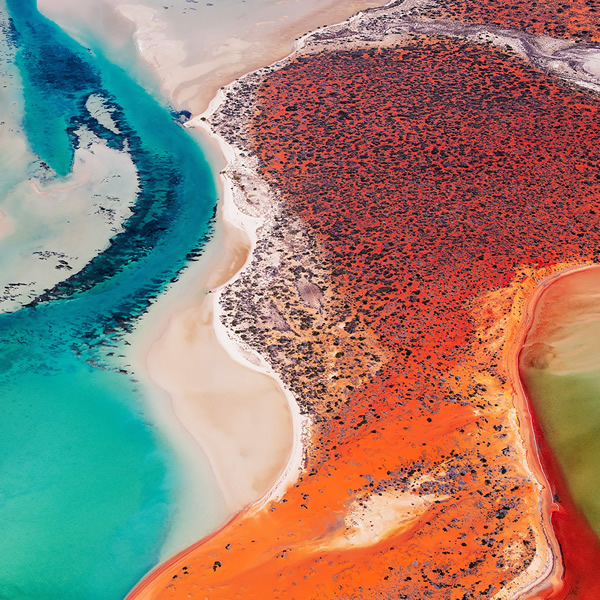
0,1,217,598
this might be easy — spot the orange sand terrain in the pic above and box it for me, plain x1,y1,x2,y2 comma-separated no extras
127,24,600,600
126,1,600,598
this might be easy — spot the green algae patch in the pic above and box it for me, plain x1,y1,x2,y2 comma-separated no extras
520,366,600,535
520,267,600,539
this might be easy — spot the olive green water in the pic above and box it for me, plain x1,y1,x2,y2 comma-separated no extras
520,269,600,538
521,369,600,532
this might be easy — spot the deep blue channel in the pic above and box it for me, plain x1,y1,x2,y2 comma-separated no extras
0,1,217,598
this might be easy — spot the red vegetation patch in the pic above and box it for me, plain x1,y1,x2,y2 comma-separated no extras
254,41,600,367
432,0,600,42
130,39,600,599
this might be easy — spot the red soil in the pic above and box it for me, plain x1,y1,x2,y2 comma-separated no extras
129,38,600,599
432,0,600,42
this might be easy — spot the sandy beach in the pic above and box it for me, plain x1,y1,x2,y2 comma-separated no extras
118,0,388,114
95,0,397,560
145,287,296,514
39,0,387,114
130,109,308,557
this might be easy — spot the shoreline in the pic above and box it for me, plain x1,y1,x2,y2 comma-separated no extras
192,114,309,509
515,264,600,597
128,1,395,559
486,261,600,598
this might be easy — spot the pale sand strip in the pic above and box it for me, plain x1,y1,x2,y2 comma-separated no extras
127,0,396,554
144,123,303,509
142,111,308,526
197,116,310,511
114,0,388,114
146,295,295,512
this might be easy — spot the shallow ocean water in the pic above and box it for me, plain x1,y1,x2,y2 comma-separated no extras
0,0,222,597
